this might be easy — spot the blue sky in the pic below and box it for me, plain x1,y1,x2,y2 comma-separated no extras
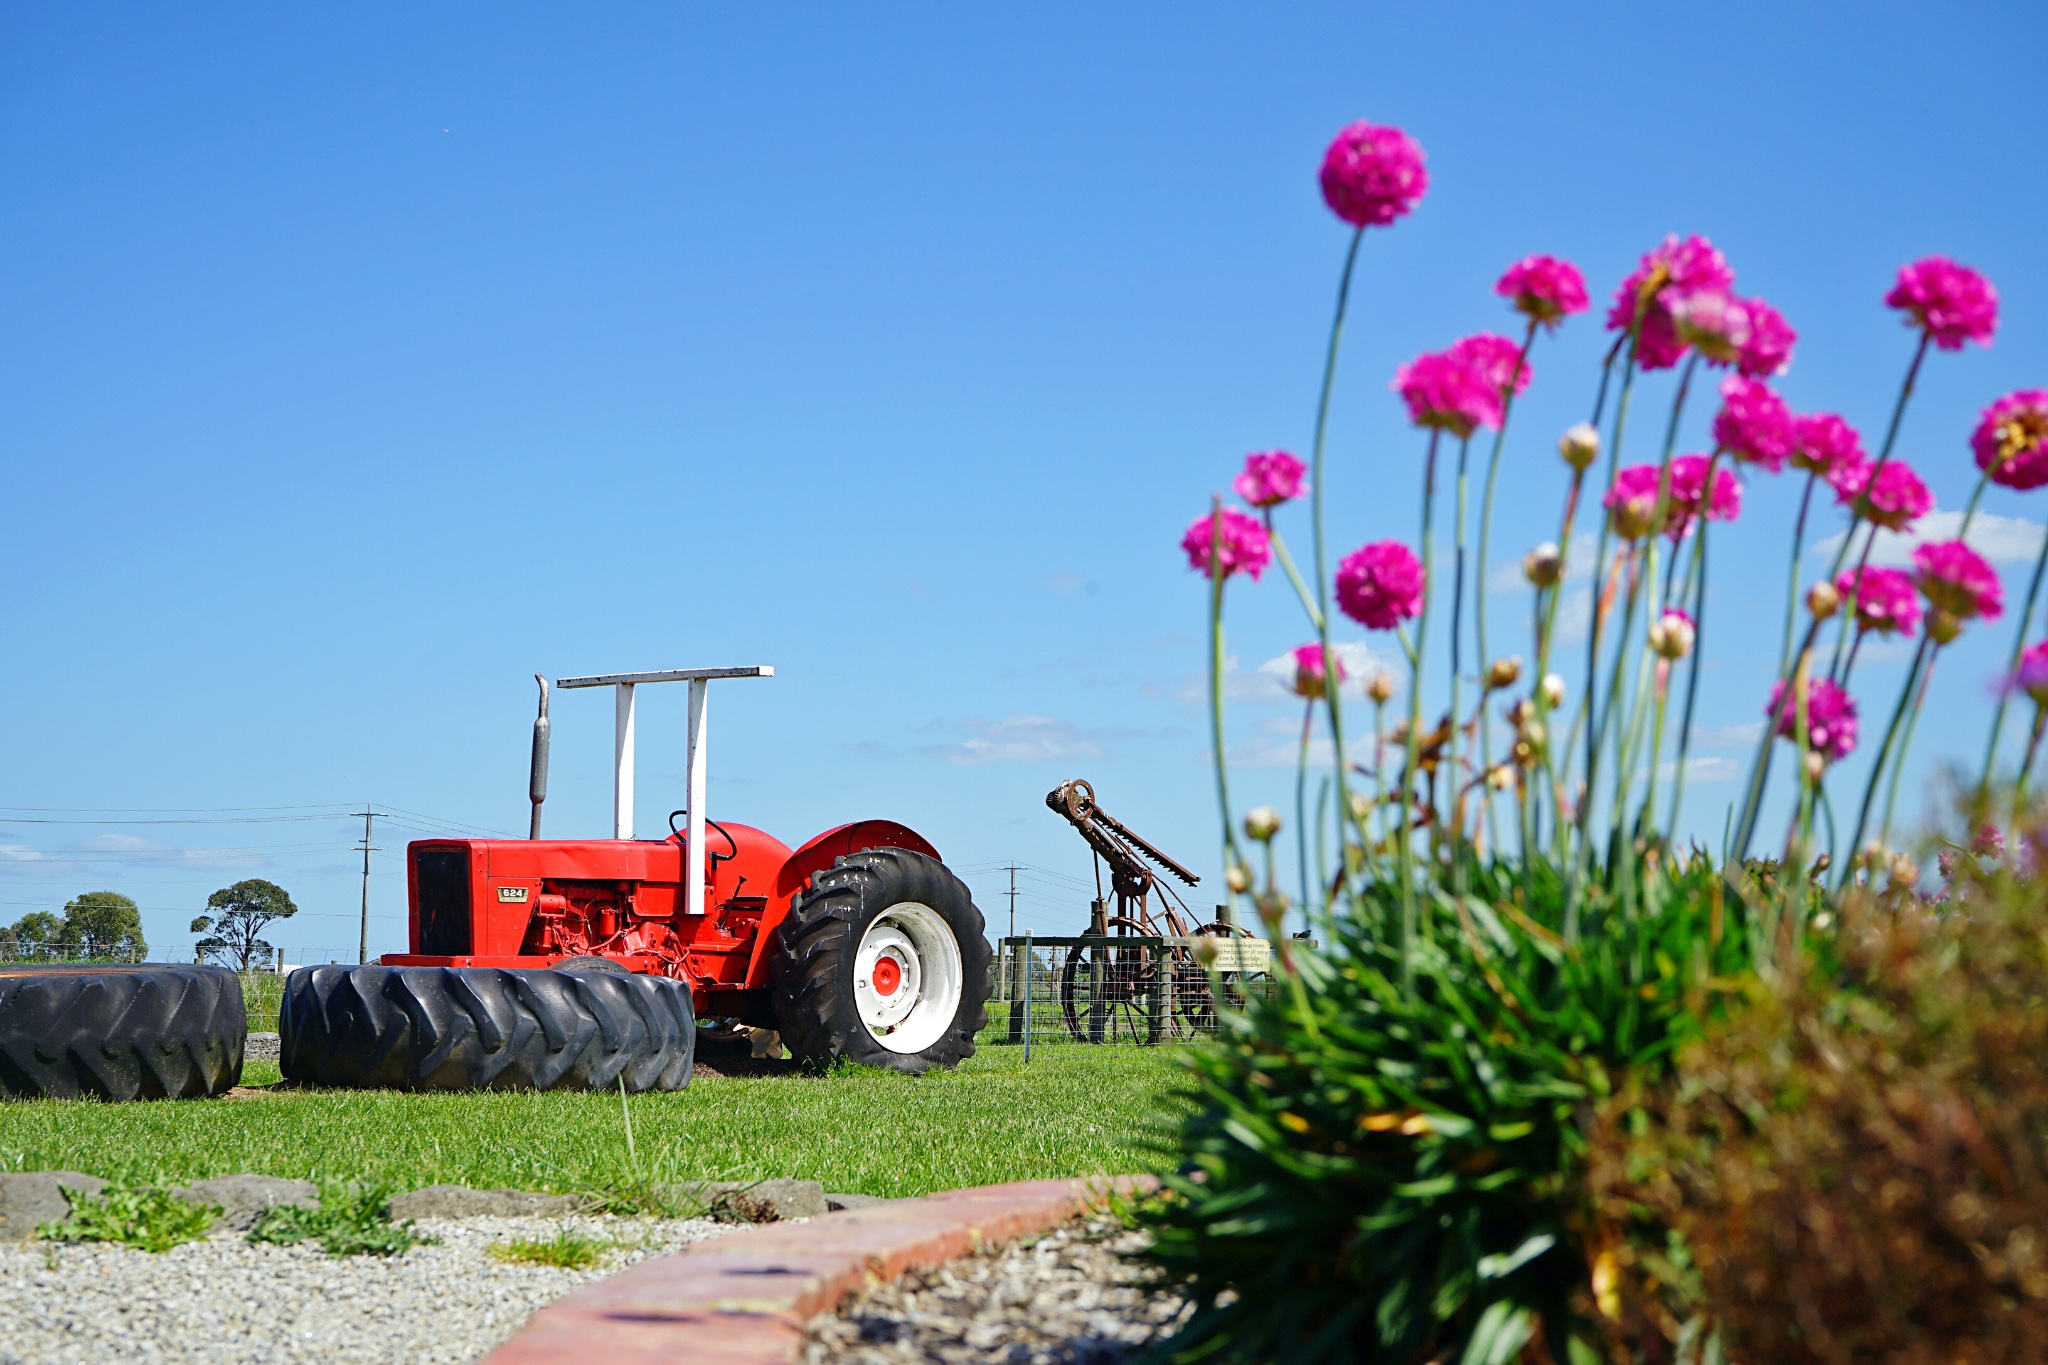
4,2,2044,959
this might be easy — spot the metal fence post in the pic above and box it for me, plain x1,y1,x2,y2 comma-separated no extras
1022,931,1033,1062
1005,939,1027,1044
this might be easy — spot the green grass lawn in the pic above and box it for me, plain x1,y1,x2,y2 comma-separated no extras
0,1046,1190,1199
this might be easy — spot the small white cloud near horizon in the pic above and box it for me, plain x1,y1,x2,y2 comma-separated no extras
1812,510,2044,567
918,714,1150,765
1657,755,1740,783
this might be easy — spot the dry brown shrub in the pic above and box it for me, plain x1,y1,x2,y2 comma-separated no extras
1583,869,2048,1363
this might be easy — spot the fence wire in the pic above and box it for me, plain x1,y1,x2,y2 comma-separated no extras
977,935,1281,1049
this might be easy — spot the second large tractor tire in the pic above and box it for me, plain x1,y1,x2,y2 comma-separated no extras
771,846,992,1073
0,963,244,1101
279,964,694,1092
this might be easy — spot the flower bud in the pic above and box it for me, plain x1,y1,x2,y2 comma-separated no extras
1860,838,1887,870
1224,864,1251,894
1511,739,1537,768
1647,611,1695,660
1366,672,1396,703
1190,935,1220,966
1520,721,1546,747
1559,422,1600,471
1486,763,1516,791
1888,852,1920,890
1929,609,1963,645
1388,720,1411,746
1522,542,1563,588
1243,806,1282,843
1487,657,1523,690
1507,698,1535,727
1803,750,1826,783
1806,580,1841,621
1541,674,1566,709
1348,791,1373,823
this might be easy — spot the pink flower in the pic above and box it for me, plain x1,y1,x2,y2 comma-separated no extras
1913,538,2003,624
1336,540,1424,630
1289,642,1346,699
1668,291,1751,366
1666,454,1743,539
1766,676,1859,764
1971,389,2048,491
1603,464,1665,540
1737,298,1797,377
1789,413,1866,478
1234,450,1308,508
1392,348,1499,437
1829,458,1933,531
1495,255,1589,329
2012,641,2048,707
1319,122,1428,229
1974,823,2007,858
1886,257,1999,351
1835,565,1921,637
1181,508,1271,581
1712,375,1795,471
1449,332,1532,401
1607,234,1736,371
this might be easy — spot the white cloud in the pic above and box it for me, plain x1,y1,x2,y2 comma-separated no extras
917,715,1146,766
1811,510,2044,567
1170,640,1401,706
1690,721,1764,749
0,835,269,876
1656,755,1740,783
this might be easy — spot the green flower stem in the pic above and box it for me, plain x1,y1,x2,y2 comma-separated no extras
1474,318,1539,859
1294,699,1314,916
1666,525,1711,835
1731,614,1829,866
1841,633,1934,887
1793,653,1816,857
1449,434,1472,889
1828,332,1933,679
1611,542,1662,851
1207,500,1244,904
1576,546,1645,905
1265,522,1324,633
1778,471,1819,676
1398,431,1441,992
2017,711,2047,809
1980,526,2048,792
1879,648,1940,849
1313,775,1332,909
1310,228,1365,899
1581,350,1639,805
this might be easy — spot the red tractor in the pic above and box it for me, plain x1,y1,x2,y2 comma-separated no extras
279,667,993,1091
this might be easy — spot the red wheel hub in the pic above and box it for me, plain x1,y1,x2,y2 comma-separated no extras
871,955,903,997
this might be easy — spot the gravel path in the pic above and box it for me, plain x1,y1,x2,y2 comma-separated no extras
0,1213,735,1364
804,1216,1188,1364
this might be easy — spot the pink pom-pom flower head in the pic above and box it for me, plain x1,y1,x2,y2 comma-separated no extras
1790,413,1865,478
1914,538,2003,629
1495,255,1589,330
1665,454,1743,539
1835,565,1922,637
1449,332,1531,401
1181,508,1271,582
1392,348,1500,437
1767,676,1859,765
1971,390,2048,491
1603,464,1665,540
1319,122,1428,229
1713,375,1795,471
2011,640,2048,709
1234,450,1308,508
1607,234,1737,371
1336,540,1424,630
1886,257,1999,351
1668,292,1751,367
1737,298,1797,377
1289,642,1346,699
1829,457,1933,532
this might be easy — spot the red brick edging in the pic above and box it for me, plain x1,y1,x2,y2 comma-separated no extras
483,1175,1156,1365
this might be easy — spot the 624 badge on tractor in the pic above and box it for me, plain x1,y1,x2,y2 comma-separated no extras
280,667,993,1092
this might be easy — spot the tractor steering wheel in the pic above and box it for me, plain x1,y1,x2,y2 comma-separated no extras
668,810,740,867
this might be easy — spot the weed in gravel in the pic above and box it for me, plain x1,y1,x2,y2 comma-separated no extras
487,1227,614,1268
38,1184,216,1253
248,1182,435,1257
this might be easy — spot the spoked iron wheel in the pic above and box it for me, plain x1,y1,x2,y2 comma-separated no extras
1171,920,1258,1036
1059,917,1166,1044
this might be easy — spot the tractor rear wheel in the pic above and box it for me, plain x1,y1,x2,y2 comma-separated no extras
771,847,991,1073
279,965,694,1092
0,964,244,1101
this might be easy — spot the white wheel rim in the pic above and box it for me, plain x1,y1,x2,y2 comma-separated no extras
853,902,964,1054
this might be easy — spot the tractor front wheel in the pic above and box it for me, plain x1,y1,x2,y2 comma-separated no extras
771,848,991,1073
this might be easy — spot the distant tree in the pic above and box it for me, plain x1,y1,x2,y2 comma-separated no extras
62,891,147,962
5,911,66,961
191,879,296,971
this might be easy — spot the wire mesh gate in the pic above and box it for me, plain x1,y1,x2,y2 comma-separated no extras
983,934,1277,1047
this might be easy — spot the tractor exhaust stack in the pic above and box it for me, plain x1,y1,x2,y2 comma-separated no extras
528,674,551,839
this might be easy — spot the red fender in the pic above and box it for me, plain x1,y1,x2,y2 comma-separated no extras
745,820,942,986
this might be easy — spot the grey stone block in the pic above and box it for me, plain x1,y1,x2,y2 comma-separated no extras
0,1171,107,1241
172,1174,318,1231
663,1178,827,1222
385,1185,589,1221
824,1192,892,1212
244,1033,281,1063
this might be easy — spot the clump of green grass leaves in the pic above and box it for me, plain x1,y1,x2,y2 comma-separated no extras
38,1183,217,1253
488,1226,615,1269
247,1181,434,1257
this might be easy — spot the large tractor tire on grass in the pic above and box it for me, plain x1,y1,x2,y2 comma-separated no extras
280,965,694,1093
0,963,244,1101
771,847,992,1073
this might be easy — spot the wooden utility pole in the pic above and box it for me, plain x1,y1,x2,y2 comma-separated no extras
352,808,385,965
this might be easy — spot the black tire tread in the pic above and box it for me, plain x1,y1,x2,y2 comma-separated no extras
770,847,992,1073
279,965,694,1092
0,964,245,1101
